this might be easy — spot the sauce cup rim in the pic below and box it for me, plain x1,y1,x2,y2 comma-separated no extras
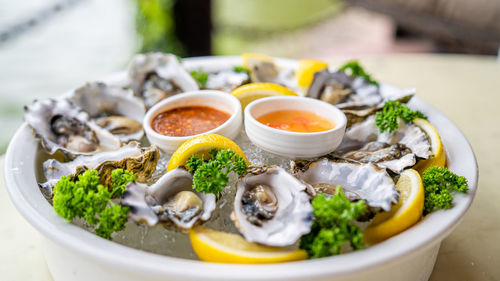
244,96,347,136
143,90,242,141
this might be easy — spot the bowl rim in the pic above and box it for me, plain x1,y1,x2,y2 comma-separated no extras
244,95,347,136
143,90,242,141
3,56,479,280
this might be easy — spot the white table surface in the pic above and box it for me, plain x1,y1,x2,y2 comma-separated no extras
1,54,499,280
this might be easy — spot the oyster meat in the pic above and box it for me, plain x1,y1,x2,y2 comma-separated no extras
244,56,297,90
41,142,159,194
338,115,431,173
307,69,415,126
231,166,313,247
122,167,216,229
341,142,416,174
307,70,379,107
294,158,399,212
24,98,121,158
71,82,146,142
129,53,199,108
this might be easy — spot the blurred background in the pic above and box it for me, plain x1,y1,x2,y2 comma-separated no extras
0,0,499,153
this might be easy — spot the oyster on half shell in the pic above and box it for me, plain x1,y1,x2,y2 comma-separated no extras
121,167,216,229
231,166,313,247
307,69,415,126
244,56,297,90
24,98,121,159
341,142,416,174
204,70,249,92
129,53,199,108
294,158,399,212
71,82,146,142
40,142,159,195
338,115,431,174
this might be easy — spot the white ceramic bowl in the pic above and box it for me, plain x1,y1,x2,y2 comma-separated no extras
143,90,242,153
4,57,478,281
244,96,347,158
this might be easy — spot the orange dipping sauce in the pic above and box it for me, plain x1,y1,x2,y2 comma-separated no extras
257,110,334,133
152,106,230,137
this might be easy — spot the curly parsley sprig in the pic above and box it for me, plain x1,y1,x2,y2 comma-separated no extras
52,169,135,240
233,65,250,74
300,187,367,258
375,101,427,133
339,60,379,86
190,69,209,87
422,166,468,214
187,149,248,196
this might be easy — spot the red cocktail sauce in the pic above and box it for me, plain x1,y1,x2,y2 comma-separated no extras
152,106,231,137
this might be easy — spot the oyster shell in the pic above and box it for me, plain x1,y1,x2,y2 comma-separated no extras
244,56,297,90
307,69,415,126
231,166,313,247
24,98,121,158
294,158,399,212
205,70,249,92
338,115,431,173
341,142,416,174
41,142,159,194
121,167,216,229
129,53,199,108
71,82,146,142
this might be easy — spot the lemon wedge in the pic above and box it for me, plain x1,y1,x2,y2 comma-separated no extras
295,59,328,88
167,134,249,172
412,118,446,174
231,82,298,110
190,226,307,264
364,169,424,245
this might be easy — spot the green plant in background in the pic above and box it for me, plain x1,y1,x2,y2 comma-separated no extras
135,0,185,55
212,0,342,55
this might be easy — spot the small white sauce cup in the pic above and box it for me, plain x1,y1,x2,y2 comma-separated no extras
244,96,347,158
143,90,242,153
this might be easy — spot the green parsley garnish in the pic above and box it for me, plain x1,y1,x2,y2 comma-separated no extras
233,65,250,74
111,168,136,197
52,169,135,240
422,166,468,215
375,101,427,133
190,69,209,87
339,60,378,86
299,187,367,258
187,149,247,196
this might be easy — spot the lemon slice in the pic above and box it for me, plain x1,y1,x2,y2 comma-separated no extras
364,169,424,245
167,134,249,171
295,59,328,88
412,118,446,174
190,226,307,264
231,82,298,110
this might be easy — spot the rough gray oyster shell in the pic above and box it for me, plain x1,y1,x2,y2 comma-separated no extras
205,69,249,92
121,167,216,229
338,115,431,173
41,142,158,194
24,98,121,159
294,158,399,212
244,56,297,90
231,166,313,247
129,53,199,108
307,69,415,126
71,82,146,142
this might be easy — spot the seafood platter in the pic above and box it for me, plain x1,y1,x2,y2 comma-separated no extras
4,53,478,281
